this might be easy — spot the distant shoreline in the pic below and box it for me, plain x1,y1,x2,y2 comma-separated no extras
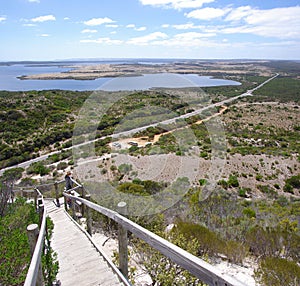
17,61,273,81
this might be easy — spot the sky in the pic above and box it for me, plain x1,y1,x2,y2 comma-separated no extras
0,0,299,61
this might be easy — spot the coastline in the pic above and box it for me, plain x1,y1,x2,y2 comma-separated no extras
17,62,272,81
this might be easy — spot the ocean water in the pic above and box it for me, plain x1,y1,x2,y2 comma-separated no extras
0,61,240,91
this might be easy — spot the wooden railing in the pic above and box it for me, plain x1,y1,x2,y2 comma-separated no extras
22,188,46,286
63,179,246,286
20,178,247,286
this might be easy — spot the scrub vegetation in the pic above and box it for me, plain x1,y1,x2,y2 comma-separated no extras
1,61,300,285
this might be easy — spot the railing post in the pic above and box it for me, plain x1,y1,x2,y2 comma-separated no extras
117,201,128,279
71,194,76,220
34,189,38,210
85,194,92,236
64,193,68,211
80,185,85,216
55,181,60,207
27,224,43,286
38,202,44,227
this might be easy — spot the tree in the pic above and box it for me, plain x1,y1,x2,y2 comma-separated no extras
0,168,24,217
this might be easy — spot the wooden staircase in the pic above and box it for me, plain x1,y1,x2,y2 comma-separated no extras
45,198,128,286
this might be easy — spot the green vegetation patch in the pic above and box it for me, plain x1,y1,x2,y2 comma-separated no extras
0,198,39,286
253,76,300,103
0,90,90,168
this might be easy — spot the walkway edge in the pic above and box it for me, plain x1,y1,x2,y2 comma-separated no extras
63,209,132,286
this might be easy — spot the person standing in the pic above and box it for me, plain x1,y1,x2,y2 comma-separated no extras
65,171,73,207
65,171,73,190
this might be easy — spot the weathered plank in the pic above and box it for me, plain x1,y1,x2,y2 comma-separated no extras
45,199,128,286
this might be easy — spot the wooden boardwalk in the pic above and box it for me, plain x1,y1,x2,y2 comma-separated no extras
45,199,127,286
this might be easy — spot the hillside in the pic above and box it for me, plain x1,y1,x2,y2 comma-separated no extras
1,61,300,285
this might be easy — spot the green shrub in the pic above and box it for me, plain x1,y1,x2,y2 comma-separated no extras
238,188,247,197
256,174,263,181
117,182,148,196
274,183,280,189
198,179,207,186
26,162,50,176
284,175,300,194
255,257,300,286
57,162,68,170
175,221,224,257
218,179,228,189
224,240,248,264
284,183,294,194
257,184,277,196
118,163,132,174
243,207,256,218
0,198,38,285
228,175,239,188
246,226,281,258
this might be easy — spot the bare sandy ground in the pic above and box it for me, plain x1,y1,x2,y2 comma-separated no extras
74,151,299,199
91,227,257,286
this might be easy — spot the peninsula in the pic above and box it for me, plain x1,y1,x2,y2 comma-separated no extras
18,60,273,80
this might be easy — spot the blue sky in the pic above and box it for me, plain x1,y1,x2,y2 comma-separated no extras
0,0,299,60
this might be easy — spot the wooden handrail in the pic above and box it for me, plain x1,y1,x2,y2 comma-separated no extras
64,193,246,286
24,179,246,285
24,189,46,286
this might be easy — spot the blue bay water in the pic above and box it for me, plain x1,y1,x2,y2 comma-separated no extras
0,62,240,91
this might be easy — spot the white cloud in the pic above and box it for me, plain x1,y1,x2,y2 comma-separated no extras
64,17,70,21
39,34,50,37
136,26,147,31
81,29,98,33
172,23,206,30
0,16,7,22
79,30,218,48
28,0,40,3
172,23,195,30
174,0,215,9
161,24,170,28
186,7,231,20
84,17,114,26
174,31,216,39
139,0,215,10
126,24,147,31
127,32,168,45
152,35,221,48
80,37,123,45
225,6,252,22
222,6,300,39
31,15,56,22
154,31,216,46
245,7,299,25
